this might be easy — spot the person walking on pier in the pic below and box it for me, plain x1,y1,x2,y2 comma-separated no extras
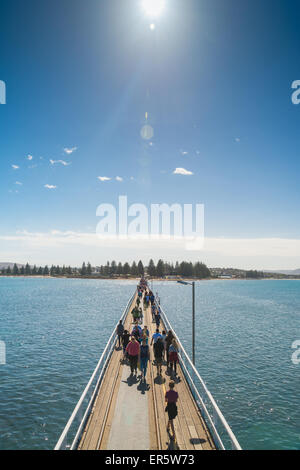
121,329,130,361
155,309,161,328
165,330,174,369
169,339,179,378
138,307,143,325
154,337,164,376
132,306,140,324
142,325,149,344
151,304,156,323
165,381,178,440
132,322,142,342
126,336,140,376
139,338,150,382
116,320,124,348
161,330,167,361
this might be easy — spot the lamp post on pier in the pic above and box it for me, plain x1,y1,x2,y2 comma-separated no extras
177,280,196,365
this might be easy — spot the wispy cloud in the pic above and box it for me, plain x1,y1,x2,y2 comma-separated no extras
44,184,57,189
12,165,19,170
235,138,240,142
97,176,111,182
116,176,123,182
180,150,188,156
50,159,71,166
15,181,23,185
27,155,33,161
64,147,77,155
173,167,194,176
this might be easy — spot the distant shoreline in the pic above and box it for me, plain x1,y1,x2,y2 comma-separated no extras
0,275,299,281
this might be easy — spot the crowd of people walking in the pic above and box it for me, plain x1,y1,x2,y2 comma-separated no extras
115,277,179,439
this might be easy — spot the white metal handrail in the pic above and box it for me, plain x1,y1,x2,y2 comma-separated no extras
157,301,242,450
54,291,136,450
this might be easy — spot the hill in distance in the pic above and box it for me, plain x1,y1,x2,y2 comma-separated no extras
264,268,300,275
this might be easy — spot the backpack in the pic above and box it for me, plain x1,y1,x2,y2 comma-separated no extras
154,340,164,358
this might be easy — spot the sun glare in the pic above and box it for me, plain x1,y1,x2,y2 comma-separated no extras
142,0,165,17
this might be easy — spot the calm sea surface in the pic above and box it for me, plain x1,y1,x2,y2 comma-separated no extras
0,278,299,450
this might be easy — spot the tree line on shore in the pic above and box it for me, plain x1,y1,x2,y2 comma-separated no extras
0,259,211,279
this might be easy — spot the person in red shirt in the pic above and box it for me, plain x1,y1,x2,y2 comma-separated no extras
126,336,140,375
165,381,178,439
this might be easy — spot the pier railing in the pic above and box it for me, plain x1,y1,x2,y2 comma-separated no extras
157,301,242,450
54,292,136,450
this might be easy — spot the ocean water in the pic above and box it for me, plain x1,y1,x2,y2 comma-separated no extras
0,278,299,450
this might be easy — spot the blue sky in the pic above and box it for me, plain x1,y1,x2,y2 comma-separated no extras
0,0,300,268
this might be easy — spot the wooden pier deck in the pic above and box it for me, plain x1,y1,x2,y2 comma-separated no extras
78,294,215,451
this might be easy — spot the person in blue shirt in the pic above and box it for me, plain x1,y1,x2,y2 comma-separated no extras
151,329,162,346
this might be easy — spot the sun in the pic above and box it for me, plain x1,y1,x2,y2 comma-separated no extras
142,0,165,17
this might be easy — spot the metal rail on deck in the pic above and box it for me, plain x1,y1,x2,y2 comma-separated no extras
156,299,242,450
54,292,136,450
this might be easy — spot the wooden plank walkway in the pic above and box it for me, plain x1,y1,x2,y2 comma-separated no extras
78,293,215,451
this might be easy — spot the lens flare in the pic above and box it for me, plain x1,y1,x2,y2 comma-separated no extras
142,0,165,17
